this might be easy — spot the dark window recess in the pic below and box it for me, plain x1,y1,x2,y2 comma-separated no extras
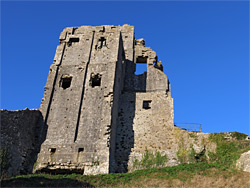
143,100,152,109
69,37,79,42
49,148,56,153
90,73,102,87
67,37,80,46
95,37,106,49
136,56,148,63
78,148,84,152
60,75,72,89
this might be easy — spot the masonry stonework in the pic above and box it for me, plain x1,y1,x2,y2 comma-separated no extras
32,25,174,175
0,109,44,176
2,25,249,177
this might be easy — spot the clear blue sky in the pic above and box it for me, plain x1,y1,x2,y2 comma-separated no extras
1,1,249,135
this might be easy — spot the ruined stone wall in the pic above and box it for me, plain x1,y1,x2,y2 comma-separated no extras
115,92,174,172
36,26,94,174
2,25,176,175
35,25,135,175
0,109,44,176
1,25,225,176
114,37,175,172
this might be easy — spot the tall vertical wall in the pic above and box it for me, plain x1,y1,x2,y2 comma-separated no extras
35,25,134,175
35,25,174,175
115,39,174,172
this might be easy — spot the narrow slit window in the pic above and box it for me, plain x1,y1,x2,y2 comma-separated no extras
143,100,152,109
69,37,79,43
60,75,72,89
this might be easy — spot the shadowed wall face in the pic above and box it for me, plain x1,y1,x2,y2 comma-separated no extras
115,38,174,173
0,109,45,176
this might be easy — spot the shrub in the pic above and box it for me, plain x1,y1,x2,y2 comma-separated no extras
187,147,196,163
209,133,226,143
0,148,11,178
177,148,189,164
231,132,248,140
91,157,100,167
208,133,250,168
216,142,239,167
133,150,168,169
208,151,217,162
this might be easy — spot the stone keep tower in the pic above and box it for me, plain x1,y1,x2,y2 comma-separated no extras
35,25,174,175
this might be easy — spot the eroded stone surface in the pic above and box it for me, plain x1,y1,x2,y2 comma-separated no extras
34,25,175,174
237,150,250,173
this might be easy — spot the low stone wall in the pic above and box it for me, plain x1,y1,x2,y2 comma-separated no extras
0,109,45,177
125,127,217,172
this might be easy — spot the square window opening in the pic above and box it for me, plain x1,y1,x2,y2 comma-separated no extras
143,100,152,109
60,75,72,89
90,73,102,87
78,148,84,152
49,148,56,153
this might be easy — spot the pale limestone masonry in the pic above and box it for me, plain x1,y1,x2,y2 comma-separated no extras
34,25,174,175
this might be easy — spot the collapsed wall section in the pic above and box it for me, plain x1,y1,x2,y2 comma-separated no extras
115,38,174,172
115,92,174,172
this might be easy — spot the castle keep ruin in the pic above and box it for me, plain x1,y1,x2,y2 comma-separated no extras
2,25,250,178
32,24,174,175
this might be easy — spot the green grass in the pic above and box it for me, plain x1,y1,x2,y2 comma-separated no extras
1,162,237,187
208,132,250,168
231,132,248,140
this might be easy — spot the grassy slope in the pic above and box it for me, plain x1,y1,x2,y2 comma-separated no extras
1,163,250,188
